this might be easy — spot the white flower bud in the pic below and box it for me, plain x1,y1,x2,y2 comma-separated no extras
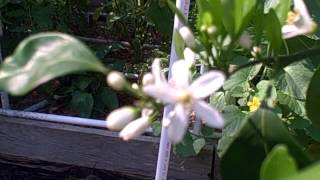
106,106,137,131
107,71,126,90
119,117,150,141
131,83,139,90
142,73,155,86
179,26,195,48
207,25,217,35
183,48,196,67
251,46,261,57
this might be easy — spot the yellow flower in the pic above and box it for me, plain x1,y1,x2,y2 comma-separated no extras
247,97,261,112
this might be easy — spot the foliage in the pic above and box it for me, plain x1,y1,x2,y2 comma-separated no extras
1,0,320,179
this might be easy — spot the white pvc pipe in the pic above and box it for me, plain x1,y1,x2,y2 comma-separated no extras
155,1,190,180
0,108,107,128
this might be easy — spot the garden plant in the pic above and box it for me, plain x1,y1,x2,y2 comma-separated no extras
1,0,320,179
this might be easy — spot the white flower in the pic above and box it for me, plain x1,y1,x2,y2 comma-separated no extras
179,26,196,48
107,71,126,90
282,0,317,39
143,59,225,143
106,106,137,131
119,109,152,141
183,48,196,68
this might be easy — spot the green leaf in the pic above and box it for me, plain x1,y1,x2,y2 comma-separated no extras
265,9,283,53
260,145,298,180
277,91,306,116
273,60,315,100
0,33,108,96
173,30,185,59
221,0,257,37
224,56,261,91
217,106,248,157
264,0,291,25
97,87,119,111
306,67,320,128
220,109,311,180
251,109,311,167
151,121,161,136
282,163,320,180
174,132,205,157
146,1,173,36
71,91,94,118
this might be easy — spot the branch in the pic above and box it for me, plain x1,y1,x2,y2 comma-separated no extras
230,46,320,75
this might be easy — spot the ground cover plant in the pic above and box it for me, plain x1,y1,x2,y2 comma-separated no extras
1,0,320,179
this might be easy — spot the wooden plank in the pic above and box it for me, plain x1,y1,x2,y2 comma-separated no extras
0,115,213,180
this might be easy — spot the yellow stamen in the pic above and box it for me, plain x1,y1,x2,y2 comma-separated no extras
177,91,192,103
247,97,261,112
287,10,300,25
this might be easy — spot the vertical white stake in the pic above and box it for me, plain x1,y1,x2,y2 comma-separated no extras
0,13,10,109
155,1,190,180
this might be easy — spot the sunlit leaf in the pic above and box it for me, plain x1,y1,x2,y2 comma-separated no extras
260,145,298,180
0,33,108,95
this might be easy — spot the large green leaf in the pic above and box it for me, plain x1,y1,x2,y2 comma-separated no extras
306,67,320,128
0,33,108,95
251,109,311,167
260,145,298,180
282,162,320,180
265,9,283,53
217,105,248,157
273,60,315,100
221,0,257,37
220,109,311,180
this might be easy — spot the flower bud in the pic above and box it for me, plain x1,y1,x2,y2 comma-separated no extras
119,117,150,141
179,26,195,48
207,25,217,35
106,106,137,131
183,48,196,67
142,73,155,86
107,71,126,90
251,46,262,57
131,83,139,90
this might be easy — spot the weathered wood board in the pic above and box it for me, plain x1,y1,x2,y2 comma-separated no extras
0,115,214,179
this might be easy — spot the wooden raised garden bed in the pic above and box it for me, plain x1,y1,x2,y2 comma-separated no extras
0,115,216,179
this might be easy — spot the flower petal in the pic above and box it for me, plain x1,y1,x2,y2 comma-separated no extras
193,100,224,129
171,60,190,88
168,104,189,143
189,71,225,99
152,58,166,85
143,84,178,104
